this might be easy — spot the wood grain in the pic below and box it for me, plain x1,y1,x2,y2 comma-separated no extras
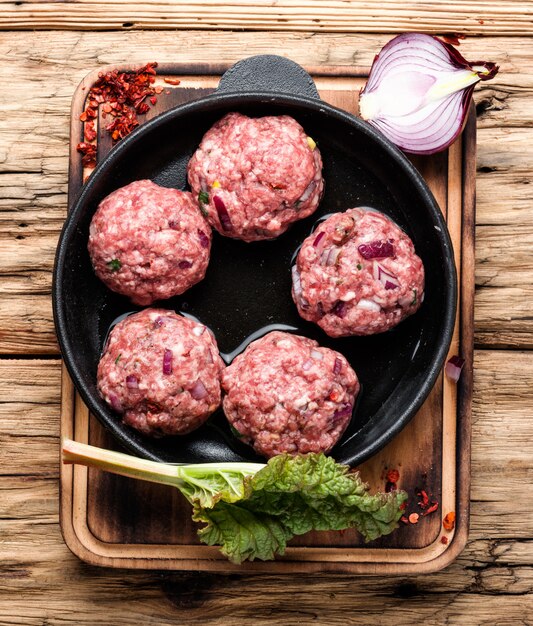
0,31,531,353
1,354,532,622
0,0,532,35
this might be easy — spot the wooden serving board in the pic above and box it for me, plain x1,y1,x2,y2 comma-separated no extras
60,63,475,574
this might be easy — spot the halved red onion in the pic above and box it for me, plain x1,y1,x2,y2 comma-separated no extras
163,349,173,375
313,230,326,249
359,33,498,155
321,246,342,267
358,239,394,259
333,357,342,375
356,298,381,312
197,229,210,249
213,195,232,231
178,260,193,269
373,261,400,290
445,355,465,382
190,379,208,400
125,374,139,389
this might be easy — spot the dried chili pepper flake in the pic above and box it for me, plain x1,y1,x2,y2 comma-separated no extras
85,107,98,120
408,513,420,524
440,536,449,545
79,111,88,122
443,511,456,531
136,102,150,115
164,77,182,85
400,515,409,524
417,489,429,509
386,469,400,483
399,502,407,511
423,502,439,516
84,121,97,142
154,85,164,94
150,96,157,105
102,103,113,113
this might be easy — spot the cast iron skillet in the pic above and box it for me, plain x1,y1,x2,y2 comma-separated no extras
53,55,457,466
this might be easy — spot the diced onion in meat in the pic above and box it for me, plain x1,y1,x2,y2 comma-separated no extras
163,349,173,375
356,298,381,312
190,379,208,400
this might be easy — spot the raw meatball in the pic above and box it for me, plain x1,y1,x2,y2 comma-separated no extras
97,308,224,436
88,179,212,306
292,207,425,337
187,112,324,242
222,331,359,458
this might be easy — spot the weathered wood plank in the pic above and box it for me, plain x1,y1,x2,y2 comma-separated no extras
0,354,532,622
0,0,532,35
0,31,531,353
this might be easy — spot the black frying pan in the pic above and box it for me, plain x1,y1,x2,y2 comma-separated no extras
53,55,456,466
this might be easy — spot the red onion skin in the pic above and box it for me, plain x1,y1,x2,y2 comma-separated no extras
125,375,139,389
190,379,208,400
197,229,210,249
163,349,173,375
445,355,465,382
358,239,395,259
213,195,232,231
332,301,347,318
333,357,342,375
313,231,326,248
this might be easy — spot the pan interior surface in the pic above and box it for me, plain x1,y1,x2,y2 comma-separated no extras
55,95,455,465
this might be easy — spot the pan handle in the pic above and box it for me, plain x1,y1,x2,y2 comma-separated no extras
217,55,320,99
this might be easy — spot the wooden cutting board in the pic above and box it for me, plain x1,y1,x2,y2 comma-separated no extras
60,63,474,574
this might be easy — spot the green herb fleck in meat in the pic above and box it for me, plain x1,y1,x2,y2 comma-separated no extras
198,190,209,205
411,288,418,306
114,353,122,365
356,263,362,270
107,259,121,272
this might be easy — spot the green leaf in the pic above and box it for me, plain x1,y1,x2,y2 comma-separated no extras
193,501,291,563
194,454,407,561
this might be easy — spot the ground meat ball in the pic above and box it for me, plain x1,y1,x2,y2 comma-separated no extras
88,180,212,306
292,208,425,337
97,308,225,436
187,112,324,242
222,331,359,458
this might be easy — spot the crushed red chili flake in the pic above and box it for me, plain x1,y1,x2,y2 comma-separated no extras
399,502,407,511
423,502,439,516
408,513,420,524
76,142,97,167
386,469,400,483
440,536,449,545
443,511,456,531
164,77,182,85
400,515,409,524
417,489,429,508
150,96,157,105
76,62,159,168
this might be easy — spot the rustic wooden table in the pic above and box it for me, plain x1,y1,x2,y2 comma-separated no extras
1,2,533,623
